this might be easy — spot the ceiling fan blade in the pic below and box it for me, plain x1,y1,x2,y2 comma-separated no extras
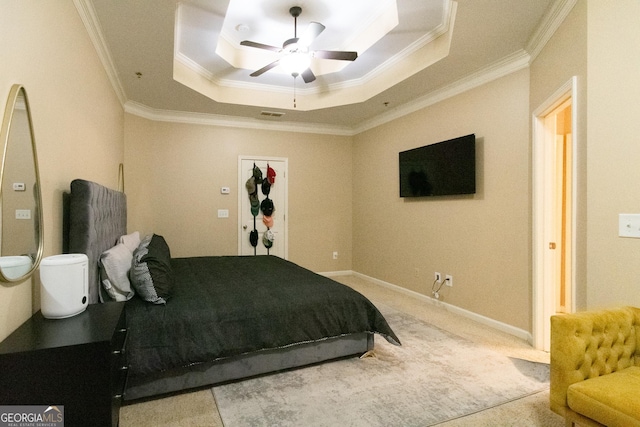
314,50,358,61
241,40,281,53
250,60,281,77
298,22,325,47
301,68,316,83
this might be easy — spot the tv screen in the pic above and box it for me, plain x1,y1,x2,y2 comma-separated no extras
399,134,476,197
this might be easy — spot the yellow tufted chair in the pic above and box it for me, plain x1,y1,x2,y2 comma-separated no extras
550,306,640,427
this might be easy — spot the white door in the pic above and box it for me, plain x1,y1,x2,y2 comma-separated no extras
533,77,576,351
238,157,288,258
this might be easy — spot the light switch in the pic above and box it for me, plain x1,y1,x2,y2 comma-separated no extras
619,214,640,238
217,209,229,218
15,209,31,220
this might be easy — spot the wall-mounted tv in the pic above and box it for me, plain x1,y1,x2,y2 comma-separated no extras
399,133,476,197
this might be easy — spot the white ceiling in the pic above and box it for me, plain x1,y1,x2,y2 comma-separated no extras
79,0,560,133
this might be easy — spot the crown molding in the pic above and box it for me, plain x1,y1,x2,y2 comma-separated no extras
355,0,577,134
353,49,531,134
73,0,127,106
526,0,578,62
127,49,530,137
124,101,354,136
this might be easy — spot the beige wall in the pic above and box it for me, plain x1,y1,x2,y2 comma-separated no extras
353,70,532,331
124,114,353,272
0,1,124,341
585,0,640,309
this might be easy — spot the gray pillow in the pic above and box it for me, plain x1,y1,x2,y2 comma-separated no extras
99,243,135,301
130,234,173,304
119,231,141,253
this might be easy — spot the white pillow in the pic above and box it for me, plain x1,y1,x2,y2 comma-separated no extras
119,231,141,253
99,243,135,301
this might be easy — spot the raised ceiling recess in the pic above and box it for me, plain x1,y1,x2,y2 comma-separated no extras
174,0,456,111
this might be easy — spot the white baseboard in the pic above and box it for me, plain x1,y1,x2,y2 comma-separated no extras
320,269,532,345
320,270,354,277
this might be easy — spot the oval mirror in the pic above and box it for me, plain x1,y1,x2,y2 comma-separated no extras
0,85,44,283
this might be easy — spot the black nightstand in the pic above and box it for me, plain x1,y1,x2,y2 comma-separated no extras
0,302,128,427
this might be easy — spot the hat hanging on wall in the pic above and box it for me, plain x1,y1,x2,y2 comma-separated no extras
247,164,262,253
261,198,274,216
250,193,260,207
261,179,271,196
253,165,263,183
262,215,273,228
250,229,259,247
263,229,274,248
248,179,260,217
245,176,256,194
267,164,276,184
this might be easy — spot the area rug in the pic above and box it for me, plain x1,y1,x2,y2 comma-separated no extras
212,306,549,427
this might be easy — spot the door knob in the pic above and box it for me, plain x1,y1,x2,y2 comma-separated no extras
243,225,247,230
549,242,556,249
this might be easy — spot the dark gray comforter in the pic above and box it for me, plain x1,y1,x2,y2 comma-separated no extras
125,255,400,376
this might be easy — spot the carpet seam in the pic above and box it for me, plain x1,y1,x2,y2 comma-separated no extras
428,387,551,426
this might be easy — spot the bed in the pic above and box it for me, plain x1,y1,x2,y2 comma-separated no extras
65,179,400,401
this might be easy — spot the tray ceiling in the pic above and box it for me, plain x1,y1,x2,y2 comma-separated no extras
80,0,558,131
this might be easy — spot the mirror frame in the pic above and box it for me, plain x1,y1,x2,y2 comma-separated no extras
0,84,44,283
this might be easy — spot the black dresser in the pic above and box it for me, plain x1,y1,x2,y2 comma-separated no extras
0,302,128,427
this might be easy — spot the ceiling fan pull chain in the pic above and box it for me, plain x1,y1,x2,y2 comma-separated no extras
293,75,297,108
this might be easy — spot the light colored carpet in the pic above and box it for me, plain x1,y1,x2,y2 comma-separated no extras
120,274,565,427
211,305,550,426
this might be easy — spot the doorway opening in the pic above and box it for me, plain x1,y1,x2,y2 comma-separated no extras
532,77,577,352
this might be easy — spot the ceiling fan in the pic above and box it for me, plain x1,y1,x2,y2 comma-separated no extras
240,6,358,83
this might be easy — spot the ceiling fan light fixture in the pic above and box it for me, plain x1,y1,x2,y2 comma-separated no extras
280,52,311,76
240,5,356,84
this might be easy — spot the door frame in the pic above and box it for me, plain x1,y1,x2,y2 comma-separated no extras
237,155,289,258
532,76,578,351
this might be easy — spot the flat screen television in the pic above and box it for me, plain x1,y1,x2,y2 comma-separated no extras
399,133,476,197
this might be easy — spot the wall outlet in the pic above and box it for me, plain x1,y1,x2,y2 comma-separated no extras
333,251,338,260
434,272,442,283
445,274,453,287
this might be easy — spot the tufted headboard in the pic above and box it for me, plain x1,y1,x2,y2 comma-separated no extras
66,179,127,304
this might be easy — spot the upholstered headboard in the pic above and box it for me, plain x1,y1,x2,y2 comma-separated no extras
66,179,127,304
